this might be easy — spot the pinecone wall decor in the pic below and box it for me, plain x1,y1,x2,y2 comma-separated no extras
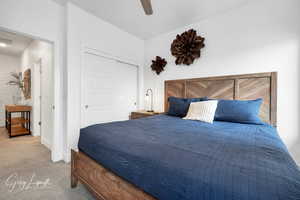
171,29,205,65
151,56,167,75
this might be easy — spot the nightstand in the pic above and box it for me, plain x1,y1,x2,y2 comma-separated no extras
130,110,163,120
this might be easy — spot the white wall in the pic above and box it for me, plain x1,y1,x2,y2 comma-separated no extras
1,0,298,164
0,0,65,161
0,54,21,126
21,40,53,149
144,0,300,162
66,3,144,161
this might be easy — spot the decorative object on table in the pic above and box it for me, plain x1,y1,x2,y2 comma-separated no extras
151,56,167,75
23,69,31,99
7,72,23,90
145,88,154,112
171,29,205,65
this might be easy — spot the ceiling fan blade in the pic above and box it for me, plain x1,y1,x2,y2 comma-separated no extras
140,0,153,15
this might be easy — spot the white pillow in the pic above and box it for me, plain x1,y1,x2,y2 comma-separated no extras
183,100,218,123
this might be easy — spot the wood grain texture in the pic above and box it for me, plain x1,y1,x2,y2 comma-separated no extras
238,77,270,123
5,105,32,112
165,80,186,112
130,111,163,120
23,69,31,99
270,72,277,126
5,105,31,138
186,80,234,99
165,72,277,126
71,150,157,200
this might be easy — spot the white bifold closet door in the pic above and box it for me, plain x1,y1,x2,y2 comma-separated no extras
81,52,138,128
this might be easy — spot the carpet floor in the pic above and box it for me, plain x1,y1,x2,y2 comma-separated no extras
0,127,95,200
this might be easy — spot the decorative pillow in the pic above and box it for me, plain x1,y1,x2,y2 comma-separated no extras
214,99,263,124
167,97,208,117
183,100,218,123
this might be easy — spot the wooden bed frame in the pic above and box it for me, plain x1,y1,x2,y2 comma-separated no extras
71,72,277,200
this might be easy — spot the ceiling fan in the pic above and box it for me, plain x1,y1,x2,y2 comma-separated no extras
140,0,153,15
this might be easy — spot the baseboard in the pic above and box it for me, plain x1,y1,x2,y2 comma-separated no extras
41,138,52,150
64,148,79,163
64,153,71,163
64,150,71,163
51,152,64,162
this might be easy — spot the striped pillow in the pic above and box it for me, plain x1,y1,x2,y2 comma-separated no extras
183,100,218,123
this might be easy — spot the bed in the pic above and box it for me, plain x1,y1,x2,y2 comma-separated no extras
71,72,300,200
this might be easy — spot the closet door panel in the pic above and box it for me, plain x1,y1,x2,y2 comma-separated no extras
81,53,138,127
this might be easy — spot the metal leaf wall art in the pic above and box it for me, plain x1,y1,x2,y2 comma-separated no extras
151,56,167,75
171,29,205,65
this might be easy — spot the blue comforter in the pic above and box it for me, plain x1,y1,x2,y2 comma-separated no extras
78,115,300,200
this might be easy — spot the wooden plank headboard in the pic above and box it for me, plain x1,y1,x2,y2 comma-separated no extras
164,72,277,126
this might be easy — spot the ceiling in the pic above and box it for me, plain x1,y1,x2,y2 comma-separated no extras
0,30,33,57
52,0,250,39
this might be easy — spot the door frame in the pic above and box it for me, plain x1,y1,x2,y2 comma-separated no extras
0,26,62,162
33,58,53,150
80,47,140,127
32,58,42,137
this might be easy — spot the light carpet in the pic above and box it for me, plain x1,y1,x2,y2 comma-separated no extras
0,127,95,200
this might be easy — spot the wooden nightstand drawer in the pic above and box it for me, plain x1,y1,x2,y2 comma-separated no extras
130,111,163,120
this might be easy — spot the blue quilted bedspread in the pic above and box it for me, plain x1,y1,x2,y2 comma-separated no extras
78,114,300,200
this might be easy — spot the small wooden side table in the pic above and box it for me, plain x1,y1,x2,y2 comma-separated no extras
130,110,163,120
5,105,32,138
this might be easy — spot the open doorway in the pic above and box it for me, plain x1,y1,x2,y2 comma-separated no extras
0,29,54,151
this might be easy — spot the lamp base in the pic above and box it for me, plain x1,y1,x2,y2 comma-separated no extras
147,110,154,113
